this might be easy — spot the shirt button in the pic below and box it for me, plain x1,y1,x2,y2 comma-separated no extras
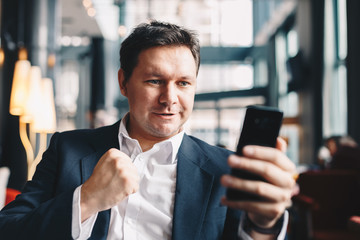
125,217,134,225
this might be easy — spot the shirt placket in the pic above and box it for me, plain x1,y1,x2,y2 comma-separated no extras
123,153,146,239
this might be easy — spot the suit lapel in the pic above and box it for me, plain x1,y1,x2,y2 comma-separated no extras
80,121,120,183
172,135,215,240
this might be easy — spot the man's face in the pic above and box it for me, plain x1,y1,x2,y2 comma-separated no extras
118,45,197,142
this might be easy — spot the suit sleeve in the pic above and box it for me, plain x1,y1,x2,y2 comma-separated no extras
0,133,76,240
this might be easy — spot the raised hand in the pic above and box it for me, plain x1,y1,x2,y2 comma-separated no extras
221,138,297,229
80,148,140,222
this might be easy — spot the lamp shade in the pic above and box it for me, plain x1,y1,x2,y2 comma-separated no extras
32,78,57,133
0,48,5,66
9,60,31,116
21,66,43,123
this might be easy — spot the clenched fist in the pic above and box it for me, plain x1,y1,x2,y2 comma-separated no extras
80,148,140,222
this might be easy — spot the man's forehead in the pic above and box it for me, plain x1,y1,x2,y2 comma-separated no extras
138,46,196,66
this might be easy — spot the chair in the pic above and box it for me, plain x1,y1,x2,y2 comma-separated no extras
5,188,21,205
290,169,360,240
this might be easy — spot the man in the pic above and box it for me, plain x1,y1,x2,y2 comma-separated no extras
322,135,360,170
0,21,296,239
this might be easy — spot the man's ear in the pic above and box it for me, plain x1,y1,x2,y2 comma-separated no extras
118,69,127,97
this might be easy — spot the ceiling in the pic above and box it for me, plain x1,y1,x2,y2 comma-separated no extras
59,0,275,46
60,0,119,39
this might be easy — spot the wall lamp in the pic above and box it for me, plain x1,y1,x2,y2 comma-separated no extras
9,49,56,180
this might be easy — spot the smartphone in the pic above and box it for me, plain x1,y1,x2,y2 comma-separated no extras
226,105,284,201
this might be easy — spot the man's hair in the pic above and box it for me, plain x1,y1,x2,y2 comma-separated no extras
120,20,200,82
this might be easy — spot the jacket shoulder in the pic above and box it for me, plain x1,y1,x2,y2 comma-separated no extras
48,121,120,158
56,121,119,141
186,135,233,157
182,135,233,174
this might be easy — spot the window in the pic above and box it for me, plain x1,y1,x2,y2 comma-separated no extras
322,0,347,137
197,64,254,93
275,28,300,165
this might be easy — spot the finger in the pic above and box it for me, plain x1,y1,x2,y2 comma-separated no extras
242,146,296,173
228,156,295,188
95,149,130,172
221,175,292,202
276,137,287,153
106,148,133,163
291,184,300,197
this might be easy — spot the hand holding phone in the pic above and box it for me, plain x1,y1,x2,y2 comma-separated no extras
226,105,284,201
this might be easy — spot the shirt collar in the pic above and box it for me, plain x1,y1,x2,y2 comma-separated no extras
118,113,184,163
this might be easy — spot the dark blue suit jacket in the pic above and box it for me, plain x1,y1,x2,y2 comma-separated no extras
0,121,241,239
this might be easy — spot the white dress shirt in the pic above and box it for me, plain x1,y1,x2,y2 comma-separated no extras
72,116,182,240
71,116,288,239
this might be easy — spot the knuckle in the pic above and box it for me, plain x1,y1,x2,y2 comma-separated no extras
281,191,291,202
107,148,117,154
263,164,272,177
117,166,125,176
255,183,266,196
274,151,282,164
286,173,296,188
107,148,119,159
284,175,294,188
112,158,121,168
122,176,131,187
272,204,284,217
287,199,293,208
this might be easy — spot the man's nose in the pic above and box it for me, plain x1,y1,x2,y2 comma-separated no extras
159,84,178,106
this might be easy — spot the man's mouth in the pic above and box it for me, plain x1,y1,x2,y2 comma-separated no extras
153,112,176,117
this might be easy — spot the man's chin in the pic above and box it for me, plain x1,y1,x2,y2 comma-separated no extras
152,130,179,139
148,126,182,139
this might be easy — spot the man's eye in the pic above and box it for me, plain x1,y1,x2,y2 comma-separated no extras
178,81,190,87
147,80,161,84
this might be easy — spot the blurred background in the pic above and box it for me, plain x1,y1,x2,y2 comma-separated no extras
1,0,360,238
